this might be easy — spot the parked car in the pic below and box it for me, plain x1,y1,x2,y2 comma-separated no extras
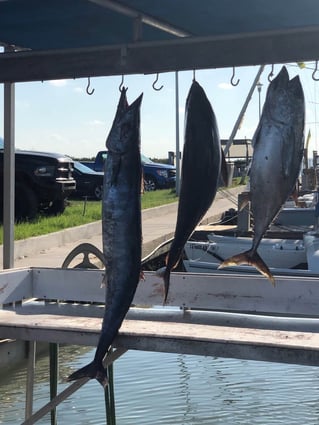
72,161,104,200
82,151,176,191
0,138,76,221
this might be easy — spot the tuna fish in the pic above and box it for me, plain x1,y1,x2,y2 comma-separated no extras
67,88,143,387
219,66,305,282
159,80,227,303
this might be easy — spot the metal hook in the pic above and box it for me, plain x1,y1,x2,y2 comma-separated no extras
86,77,95,95
119,75,124,92
230,67,240,86
152,73,163,91
193,70,196,81
268,65,274,82
312,61,319,81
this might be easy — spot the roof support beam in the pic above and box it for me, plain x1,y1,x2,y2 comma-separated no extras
89,0,191,37
0,27,319,83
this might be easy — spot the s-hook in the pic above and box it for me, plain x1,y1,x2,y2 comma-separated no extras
119,75,125,92
152,73,163,91
312,61,319,81
86,77,95,95
268,65,274,82
230,67,240,86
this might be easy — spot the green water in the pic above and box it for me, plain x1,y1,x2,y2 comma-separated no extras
1,345,319,424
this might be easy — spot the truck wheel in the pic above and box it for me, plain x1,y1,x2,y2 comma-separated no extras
47,199,66,216
15,184,38,222
144,175,157,191
93,184,103,200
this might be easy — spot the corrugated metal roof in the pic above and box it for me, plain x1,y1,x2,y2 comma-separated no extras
0,0,319,82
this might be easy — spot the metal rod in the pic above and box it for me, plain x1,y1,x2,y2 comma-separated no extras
89,0,191,37
3,44,15,269
175,71,181,196
224,65,265,156
126,307,319,333
49,343,59,425
22,347,127,425
104,362,116,425
25,341,36,420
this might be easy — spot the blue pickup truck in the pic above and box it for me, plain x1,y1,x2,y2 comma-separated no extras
82,151,176,191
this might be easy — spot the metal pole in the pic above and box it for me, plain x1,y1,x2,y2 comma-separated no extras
49,343,59,425
3,45,15,268
25,341,36,421
175,71,181,195
257,82,263,119
224,65,265,156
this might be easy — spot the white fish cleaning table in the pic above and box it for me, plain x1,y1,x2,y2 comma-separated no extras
1,267,319,363
2,267,319,424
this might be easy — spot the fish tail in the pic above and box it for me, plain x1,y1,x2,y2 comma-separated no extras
155,266,171,304
218,250,275,286
67,360,109,388
163,267,171,304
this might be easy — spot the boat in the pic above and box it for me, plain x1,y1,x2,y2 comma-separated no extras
183,191,319,275
184,234,307,270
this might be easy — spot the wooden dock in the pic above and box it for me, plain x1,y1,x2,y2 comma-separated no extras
1,266,319,423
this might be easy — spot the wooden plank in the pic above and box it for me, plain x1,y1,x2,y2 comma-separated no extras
1,309,319,366
0,27,319,83
0,268,32,305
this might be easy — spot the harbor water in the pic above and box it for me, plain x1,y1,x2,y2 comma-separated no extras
1,345,319,424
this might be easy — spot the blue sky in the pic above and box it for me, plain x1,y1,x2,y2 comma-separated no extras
0,62,318,160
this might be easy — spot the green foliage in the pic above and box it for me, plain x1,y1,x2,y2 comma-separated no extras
0,189,178,244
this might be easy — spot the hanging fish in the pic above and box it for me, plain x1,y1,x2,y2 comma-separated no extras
158,80,227,303
219,66,305,282
68,88,143,387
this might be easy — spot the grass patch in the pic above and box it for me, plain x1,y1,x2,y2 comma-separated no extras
0,189,178,243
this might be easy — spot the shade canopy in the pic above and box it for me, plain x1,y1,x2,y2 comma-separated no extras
0,0,318,82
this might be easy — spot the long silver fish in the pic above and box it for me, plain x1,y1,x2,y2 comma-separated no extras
68,88,143,387
160,80,227,303
219,66,305,282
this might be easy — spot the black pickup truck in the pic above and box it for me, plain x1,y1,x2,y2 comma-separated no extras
0,142,76,221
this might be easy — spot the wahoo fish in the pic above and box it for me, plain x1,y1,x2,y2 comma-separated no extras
159,80,227,303
68,88,143,387
219,66,305,282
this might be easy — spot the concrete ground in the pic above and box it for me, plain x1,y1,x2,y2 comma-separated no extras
2,186,243,269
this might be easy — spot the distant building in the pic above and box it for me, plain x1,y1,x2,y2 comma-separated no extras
221,139,253,162
221,138,253,179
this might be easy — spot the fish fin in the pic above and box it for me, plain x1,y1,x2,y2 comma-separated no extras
140,270,145,281
220,148,229,186
218,250,275,286
163,267,171,304
67,361,109,388
155,266,170,304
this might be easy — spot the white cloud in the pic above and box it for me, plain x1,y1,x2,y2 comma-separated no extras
48,79,68,87
74,86,84,93
88,119,105,126
218,82,233,90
